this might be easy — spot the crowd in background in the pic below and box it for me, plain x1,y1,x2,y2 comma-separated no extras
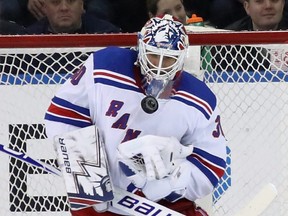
0,0,288,34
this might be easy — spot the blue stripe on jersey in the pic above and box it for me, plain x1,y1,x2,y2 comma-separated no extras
193,147,226,170
187,147,226,187
91,47,141,93
172,96,211,119
175,72,216,118
188,157,219,187
45,96,92,128
93,46,138,79
45,113,92,128
52,96,90,116
94,77,141,93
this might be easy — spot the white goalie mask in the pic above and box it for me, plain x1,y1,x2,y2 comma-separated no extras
138,14,189,97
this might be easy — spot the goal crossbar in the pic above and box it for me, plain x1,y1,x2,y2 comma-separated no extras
1,31,288,48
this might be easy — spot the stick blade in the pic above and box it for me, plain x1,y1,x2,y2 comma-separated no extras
235,183,278,216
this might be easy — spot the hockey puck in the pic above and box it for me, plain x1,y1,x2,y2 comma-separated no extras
141,96,158,114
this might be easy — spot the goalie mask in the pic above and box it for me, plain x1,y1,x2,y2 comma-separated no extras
138,14,189,98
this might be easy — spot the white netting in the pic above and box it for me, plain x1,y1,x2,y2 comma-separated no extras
202,44,288,216
0,46,94,216
0,34,288,216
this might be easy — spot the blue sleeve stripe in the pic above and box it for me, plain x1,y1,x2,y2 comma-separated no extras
95,78,142,93
172,96,210,119
194,147,226,169
45,113,92,128
52,96,90,116
93,69,142,93
188,157,219,186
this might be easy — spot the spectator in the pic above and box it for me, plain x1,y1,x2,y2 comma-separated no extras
225,0,287,31
23,0,121,34
146,0,188,24
210,0,287,73
146,0,222,27
27,0,45,21
0,0,43,27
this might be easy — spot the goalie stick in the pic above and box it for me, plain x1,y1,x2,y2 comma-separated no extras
0,142,279,216
0,143,184,216
234,183,278,216
0,144,61,176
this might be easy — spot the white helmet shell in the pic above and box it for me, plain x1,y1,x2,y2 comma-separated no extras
138,14,189,82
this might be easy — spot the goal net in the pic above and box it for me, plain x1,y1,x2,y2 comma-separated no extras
0,32,287,216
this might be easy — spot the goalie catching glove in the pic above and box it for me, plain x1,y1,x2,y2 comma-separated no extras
117,135,193,201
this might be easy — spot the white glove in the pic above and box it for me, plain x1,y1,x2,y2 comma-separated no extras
142,160,192,202
117,135,193,188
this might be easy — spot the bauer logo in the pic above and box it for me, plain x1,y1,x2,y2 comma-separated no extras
58,137,72,173
118,195,172,216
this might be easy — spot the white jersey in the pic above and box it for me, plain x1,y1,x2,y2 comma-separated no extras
45,46,227,209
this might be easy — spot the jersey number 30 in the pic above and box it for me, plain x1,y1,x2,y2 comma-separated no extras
213,115,225,138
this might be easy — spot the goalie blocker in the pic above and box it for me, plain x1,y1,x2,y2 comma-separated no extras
54,125,208,216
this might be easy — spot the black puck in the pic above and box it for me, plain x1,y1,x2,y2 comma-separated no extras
141,96,158,114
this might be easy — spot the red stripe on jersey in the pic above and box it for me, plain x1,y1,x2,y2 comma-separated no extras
192,153,225,179
48,103,91,123
94,71,136,85
178,91,213,115
69,197,99,205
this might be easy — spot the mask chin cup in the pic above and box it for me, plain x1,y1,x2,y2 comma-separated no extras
146,79,167,98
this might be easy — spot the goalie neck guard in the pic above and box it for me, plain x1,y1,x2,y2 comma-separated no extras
138,14,189,98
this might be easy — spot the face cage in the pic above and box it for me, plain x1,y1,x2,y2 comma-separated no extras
138,40,187,81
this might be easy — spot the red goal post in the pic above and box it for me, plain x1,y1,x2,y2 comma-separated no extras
0,31,288,216
1,31,288,48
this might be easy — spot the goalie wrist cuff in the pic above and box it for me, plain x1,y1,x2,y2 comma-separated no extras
142,178,172,201
164,191,185,203
142,178,186,202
